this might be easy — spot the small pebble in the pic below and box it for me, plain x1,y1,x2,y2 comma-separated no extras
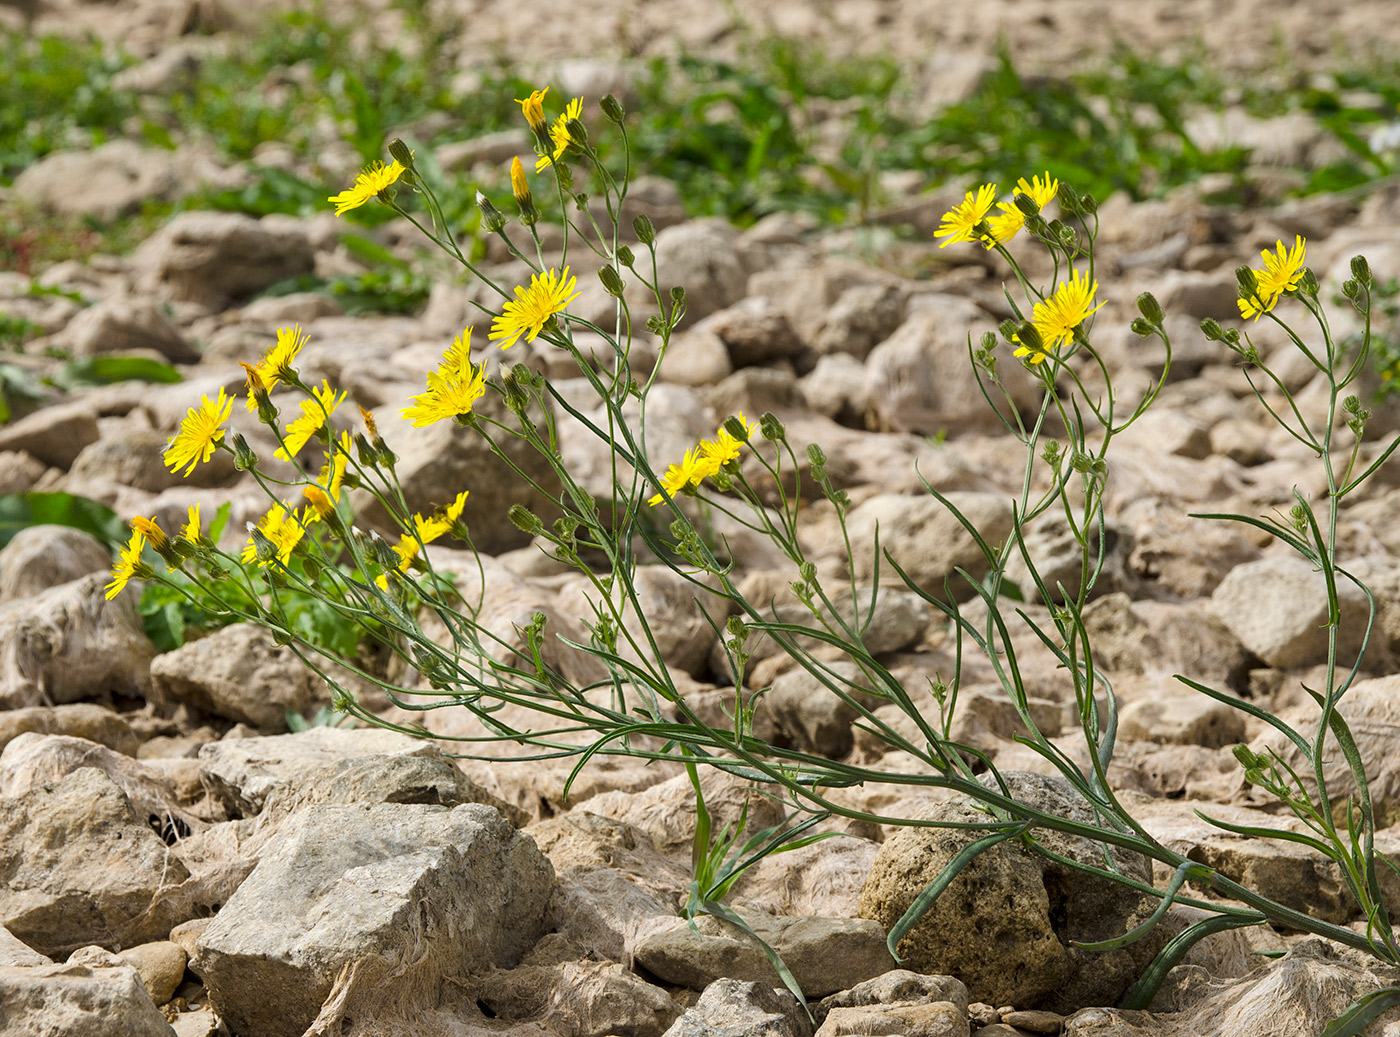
1002,1009,1064,1033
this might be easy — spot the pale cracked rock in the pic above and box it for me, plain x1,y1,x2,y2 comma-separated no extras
760,660,883,758
859,772,1165,1012
0,572,155,710
133,211,314,309
654,219,750,327
816,1003,968,1037
191,802,554,1037
846,492,1014,599
148,621,328,731
699,295,805,368
0,524,111,605
63,294,200,363
663,977,813,1037
1211,555,1371,670
0,949,176,1037
0,400,99,470
12,139,183,223
471,958,680,1036
635,909,896,998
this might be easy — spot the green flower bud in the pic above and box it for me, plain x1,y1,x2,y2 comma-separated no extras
1342,279,1361,300
387,138,416,170
564,118,588,148
980,331,998,351
632,213,655,245
998,319,1019,343
1013,191,1040,217
231,432,258,470
1199,317,1224,341
1129,317,1155,337
723,415,751,442
476,191,506,234
1136,292,1164,325
598,265,626,297
508,504,544,535
1078,193,1098,216
645,315,667,333
1236,265,1259,299
616,244,636,267
1056,183,1081,214
1015,321,1044,354
806,443,827,466
1296,268,1318,296
759,412,785,442
669,285,686,307
1351,254,1372,287
599,93,625,123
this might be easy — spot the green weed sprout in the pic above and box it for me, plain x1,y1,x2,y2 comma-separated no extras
110,89,1400,1024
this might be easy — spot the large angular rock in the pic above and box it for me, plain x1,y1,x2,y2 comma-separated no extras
760,661,882,758
0,767,197,958
699,296,805,368
0,400,99,469
858,772,1165,1012
846,492,1014,599
148,622,328,731
12,140,182,223
1211,555,1371,670
636,910,896,997
471,958,680,1036
662,978,812,1037
0,572,155,710
654,219,750,327
63,295,200,363
133,211,314,309
191,802,554,1037
0,949,176,1037
69,425,237,493
0,524,111,604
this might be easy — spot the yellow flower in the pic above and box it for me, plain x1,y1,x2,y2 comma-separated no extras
935,184,998,249
302,486,336,523
535,96,583,172
244,326,307,410
315,430,353,501
328,159,408,216
510,156,532,207
164,387,232,477
275,381,347,462
701,414,757,469
180,504,201,543
400,330,488,427
105,528,147,600
130,515,168,551
517,87,549,134
1014,269,1105,364
375,494,465,589
241,503,304,566
1238,235,1308,320
647,447,719,506
488,267,580,349
986,173,1060,245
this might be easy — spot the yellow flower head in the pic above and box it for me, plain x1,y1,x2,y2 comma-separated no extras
510,156,532,207
374,495,465,589
244,326,307,410
935,184,998,249
241,502,304,566
1238,235,1308,321
400,329,488,427
302,485,336,524
535,97,584,172
1014,269,1104,364
647,447,720,506
165,387,232,477
488,267,580,350
275,381,347,462
130,515,168,551
105,528,147,600
328,159,408,216
179,504,202,543
316,430,353,502
517,87,550,133
986,173,1060,245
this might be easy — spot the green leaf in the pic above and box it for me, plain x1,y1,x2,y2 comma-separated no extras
0,492,127,549
1120,914,1263,1010
50,355,183,390
1320,986,1400,1037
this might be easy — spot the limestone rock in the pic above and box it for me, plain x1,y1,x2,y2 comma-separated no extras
816,1002,968,1037
133,211,314,309
662,977,813,1037
472,958,680,1037
1211,555,1371,670
635,910,896,998
0,524,111,604
654,219,749,327
0,925,49,967
12,140,182,222
63,295,199,363
0,767,196,958
0,400,99,469
148,622,328,731
760,661,882,758
1116,684,1246,749
858,772,1165,1011
0,951,176,1036
700,296,805,368
0,572,155,710
117,940,188,1006
191,802,554,1037
69,424,236,492
846,492,1013,599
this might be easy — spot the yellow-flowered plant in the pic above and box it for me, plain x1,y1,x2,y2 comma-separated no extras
105,88,1400,1024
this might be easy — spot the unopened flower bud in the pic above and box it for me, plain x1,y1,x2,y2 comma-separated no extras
1014,191,1040,217
806,443,827,466
1015,321,1044,354
632,213,655,245
722,415,751,442
1236,265,1259,298
1297,268,1318,296
231,432,258,470
387,138,416,170
1078,193,1097,216
508,504,544,535
1342,279,1361,300
599,93,625,123
510,156,533,207
1056,183,1081,214
1351,254,1373,287
669,285,686,307
598,265,626,297
980,331,997,351
1199,317,1224,341
564,118,588,148
616,244,635,267
1136,292,1164,325
759,412,785,442
998,319,1019,343
476,191,506,233
1130,317,1154,337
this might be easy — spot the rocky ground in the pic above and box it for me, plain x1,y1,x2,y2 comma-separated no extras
7,1,1400,1036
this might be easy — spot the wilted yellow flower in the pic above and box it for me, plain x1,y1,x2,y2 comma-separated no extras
104,528,147,600
510,156,532,207
164,387,232,477
244,326,307,410
1014,269,1105,364
328,159,408,215
987,172,1060,244
488,267,580,349
535,96,583,172
241,503,304,566
1238,235,1307,320
517,87,550,134
275,381,347,462
935,184,998,248
400,330,488,427
130,515,168,551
